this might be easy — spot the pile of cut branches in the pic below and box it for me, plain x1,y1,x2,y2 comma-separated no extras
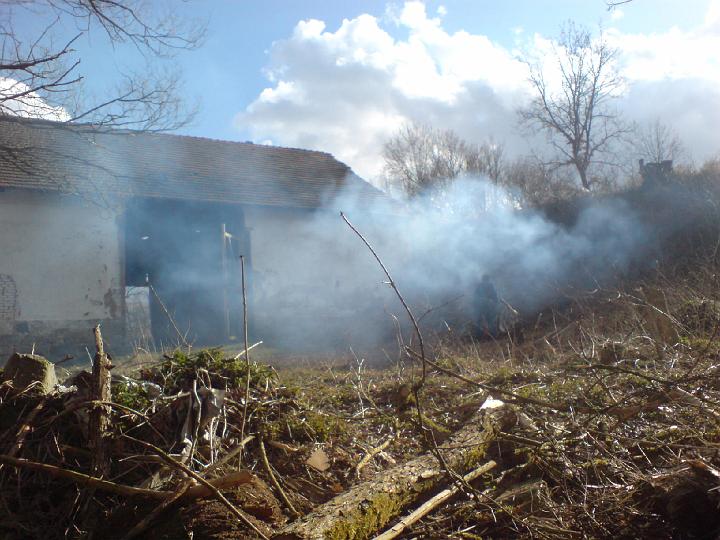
0,331,515,540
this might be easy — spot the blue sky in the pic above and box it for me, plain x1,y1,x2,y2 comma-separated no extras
169,0,715,141
8,1,720,180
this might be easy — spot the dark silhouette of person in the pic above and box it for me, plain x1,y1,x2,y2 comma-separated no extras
475,274,499,337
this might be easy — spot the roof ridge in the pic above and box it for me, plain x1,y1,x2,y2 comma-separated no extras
0,114,390,209
0,115,341,162
125,130,342,161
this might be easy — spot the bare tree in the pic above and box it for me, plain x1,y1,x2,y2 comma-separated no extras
634,119,686,164
0,1,204,131
383,122,507,199
504,156,581,207
383,123,465,197
468,140,504,185
520,22,628,190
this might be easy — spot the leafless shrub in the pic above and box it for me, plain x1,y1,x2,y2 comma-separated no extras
633,119,687,165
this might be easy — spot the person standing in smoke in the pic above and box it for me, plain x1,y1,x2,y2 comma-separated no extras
475,274,499,337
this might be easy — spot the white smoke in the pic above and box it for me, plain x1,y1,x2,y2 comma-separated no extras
245,174,653,352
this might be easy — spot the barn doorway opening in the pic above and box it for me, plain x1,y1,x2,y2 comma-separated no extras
124,199,251,348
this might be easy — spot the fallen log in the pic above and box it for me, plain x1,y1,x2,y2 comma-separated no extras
273,406,516,540
373,460,497,540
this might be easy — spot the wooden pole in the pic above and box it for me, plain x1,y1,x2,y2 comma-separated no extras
221,223,230,340
239,254,251,450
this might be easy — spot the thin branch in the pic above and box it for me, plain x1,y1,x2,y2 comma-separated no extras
340,212,427,385
123,435,269,540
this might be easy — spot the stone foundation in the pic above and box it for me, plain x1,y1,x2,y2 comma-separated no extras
0,318,126,365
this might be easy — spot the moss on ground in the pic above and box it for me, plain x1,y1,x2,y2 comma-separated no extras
154,347,277,392
264,409,348,443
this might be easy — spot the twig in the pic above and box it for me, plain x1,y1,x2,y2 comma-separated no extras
232,340,263,360
94,400,168,445
148,281,190,349
417,295,465,323
577,363,675,385
52,354,75,365
0,453,253,500
0,454,177,499
373,460,497,540
341,212,426,385
258,437,300,518
404,347,565,410
123,435,269,539
5,397,47,458
497,431,543,447
341,212,467,498
355,437,393,479
267,440,300,453
42,399,167,444
203,435,254,477
188,378,202,465
122,480,192,540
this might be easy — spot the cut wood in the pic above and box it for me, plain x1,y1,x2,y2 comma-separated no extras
90,324,112,478
272,406,515,540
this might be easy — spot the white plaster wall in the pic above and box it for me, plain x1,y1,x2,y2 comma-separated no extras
244,206,381,303
0,189,123,326
242,205,390,347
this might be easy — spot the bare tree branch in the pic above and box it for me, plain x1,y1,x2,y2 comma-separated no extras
606,0,633,9
0,0,204,130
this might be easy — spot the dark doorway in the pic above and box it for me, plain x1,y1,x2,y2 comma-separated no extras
124,198,251,347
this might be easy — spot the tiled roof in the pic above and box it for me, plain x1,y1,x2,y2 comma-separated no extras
0,116,386,209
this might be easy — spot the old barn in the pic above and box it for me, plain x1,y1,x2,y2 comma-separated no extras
0,116,387,358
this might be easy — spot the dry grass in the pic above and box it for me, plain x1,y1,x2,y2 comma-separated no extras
3,255,720,539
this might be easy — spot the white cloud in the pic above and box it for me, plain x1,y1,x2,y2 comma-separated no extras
0,78,70,121
609,25,720,84
239,1,720,182
238,2,527,181
705,0,720,31
258,80,302,104
610,8,625,21
605,7,720,160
